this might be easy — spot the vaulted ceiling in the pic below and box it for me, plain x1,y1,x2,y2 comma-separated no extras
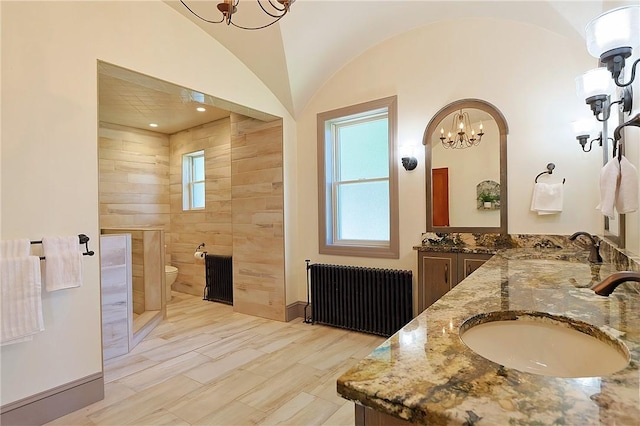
164,0,625,119
100,1,631,134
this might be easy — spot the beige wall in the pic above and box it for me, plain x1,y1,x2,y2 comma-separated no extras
0,1,294,406
169,118,233,296
293,17,626,302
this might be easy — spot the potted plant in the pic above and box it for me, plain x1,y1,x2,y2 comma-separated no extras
479,192,497,209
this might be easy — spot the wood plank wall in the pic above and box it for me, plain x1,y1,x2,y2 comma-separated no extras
99,117,287,321
230,114,286,321
169,119,232,296
99,124,171,312
98,123,171,231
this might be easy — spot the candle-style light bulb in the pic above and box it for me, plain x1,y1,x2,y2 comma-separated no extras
440,128,444,135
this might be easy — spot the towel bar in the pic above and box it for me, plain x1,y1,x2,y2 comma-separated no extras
535,163,566,184
30,234,94,260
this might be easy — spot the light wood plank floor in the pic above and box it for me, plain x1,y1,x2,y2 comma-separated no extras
46,292,385,425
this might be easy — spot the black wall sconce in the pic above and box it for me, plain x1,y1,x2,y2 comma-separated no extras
576,132,604,153
401,156,418,171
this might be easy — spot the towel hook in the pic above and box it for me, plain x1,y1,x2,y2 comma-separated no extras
535,163,565,184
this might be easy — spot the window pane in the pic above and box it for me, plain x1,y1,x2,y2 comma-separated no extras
338,118,389,181
192,182,205,209
337,181,389,241
193,155,205,181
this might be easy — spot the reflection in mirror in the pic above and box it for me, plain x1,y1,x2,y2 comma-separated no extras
424,99,508,234
431,109,500,227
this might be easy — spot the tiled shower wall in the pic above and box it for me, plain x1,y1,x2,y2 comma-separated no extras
169,118,233,296
98,123,171,311
99,117,287,320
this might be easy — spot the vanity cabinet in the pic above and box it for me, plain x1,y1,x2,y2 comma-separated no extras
417,251,493,312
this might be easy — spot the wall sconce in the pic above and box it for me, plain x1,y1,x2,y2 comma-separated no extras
401,156,418,171
586,5,640,88
572,119,604,152
400,144,419,171
576,133,605,153
576,68,633,122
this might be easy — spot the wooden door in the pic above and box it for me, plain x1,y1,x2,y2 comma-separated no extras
432,168,450,227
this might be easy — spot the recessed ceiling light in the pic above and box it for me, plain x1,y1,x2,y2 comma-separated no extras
196,107,206,112
149,123,158,128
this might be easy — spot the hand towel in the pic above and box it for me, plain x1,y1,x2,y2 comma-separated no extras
616,156,639,214
531,182,563,215
0,256,45,345
596,158,621,219
0,239,30,259
42,236,83,291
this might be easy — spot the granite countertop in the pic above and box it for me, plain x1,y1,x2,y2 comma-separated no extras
337,248,640,425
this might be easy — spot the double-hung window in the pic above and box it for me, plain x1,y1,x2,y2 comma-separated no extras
183,150,205,210
317,96,399,258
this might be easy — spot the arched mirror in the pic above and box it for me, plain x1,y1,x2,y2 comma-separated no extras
423,99,508,234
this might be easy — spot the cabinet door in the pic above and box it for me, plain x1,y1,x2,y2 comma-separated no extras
458,253,493,281
418,252,457,311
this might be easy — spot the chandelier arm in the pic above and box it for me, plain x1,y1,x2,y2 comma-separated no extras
264,0,288,15
180,0,225,24
230,14,284,30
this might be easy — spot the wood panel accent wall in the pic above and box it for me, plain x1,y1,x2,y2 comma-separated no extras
169,118,232,296
231,114,285,321
98,123,171,231
99,123,171,310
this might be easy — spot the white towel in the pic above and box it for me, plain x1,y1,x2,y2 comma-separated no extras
531,182,564,215
42,236,83,291
597,158,621,219
0,239,30,258
616,156,639,214
0,256,45,346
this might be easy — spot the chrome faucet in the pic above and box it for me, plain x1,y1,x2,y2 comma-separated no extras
592,271,640,296
569,231,603,263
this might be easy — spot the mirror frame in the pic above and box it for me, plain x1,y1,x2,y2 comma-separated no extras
423,98,509,234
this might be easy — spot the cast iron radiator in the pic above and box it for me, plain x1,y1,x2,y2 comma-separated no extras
309,264,413,337
204,254,233,305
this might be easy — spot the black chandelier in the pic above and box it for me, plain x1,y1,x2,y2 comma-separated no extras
181,0,295,30
439,110,485,149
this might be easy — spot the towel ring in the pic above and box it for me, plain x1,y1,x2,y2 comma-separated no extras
535,163,565,184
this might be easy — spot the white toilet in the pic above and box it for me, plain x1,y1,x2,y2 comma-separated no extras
165,265,178,301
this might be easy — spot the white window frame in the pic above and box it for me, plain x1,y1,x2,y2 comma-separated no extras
182,150,205,211
317,96,399,258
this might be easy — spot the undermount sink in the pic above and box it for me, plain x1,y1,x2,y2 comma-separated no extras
459,311,629,378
